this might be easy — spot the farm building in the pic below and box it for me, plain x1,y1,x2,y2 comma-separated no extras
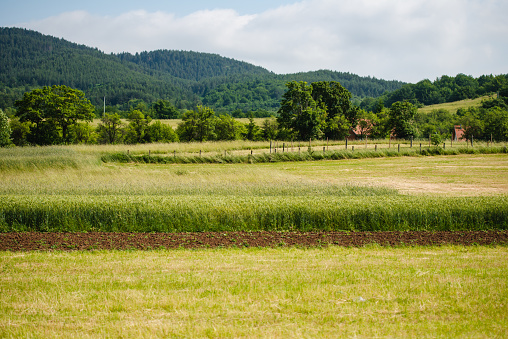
348,119,372,140
452,125,465,141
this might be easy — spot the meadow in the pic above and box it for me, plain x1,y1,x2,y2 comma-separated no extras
1,246,507,338
0,143,507,233
1,143,508,337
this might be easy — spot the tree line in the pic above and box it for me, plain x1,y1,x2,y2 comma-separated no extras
360,74,508,110
2,81,508,148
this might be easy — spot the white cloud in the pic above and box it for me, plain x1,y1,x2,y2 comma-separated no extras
21,0,508,82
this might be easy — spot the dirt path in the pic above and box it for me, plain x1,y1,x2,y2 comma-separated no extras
1,231,507,251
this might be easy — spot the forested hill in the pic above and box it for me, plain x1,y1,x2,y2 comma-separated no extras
0,27,405,112
116,50,272,82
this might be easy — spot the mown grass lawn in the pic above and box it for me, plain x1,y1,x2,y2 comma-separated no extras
1,246,507,338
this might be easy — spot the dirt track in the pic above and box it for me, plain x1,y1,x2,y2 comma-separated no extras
1,231,507,251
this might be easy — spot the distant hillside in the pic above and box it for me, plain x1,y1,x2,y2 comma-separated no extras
117,50,272,82
0,27,405,112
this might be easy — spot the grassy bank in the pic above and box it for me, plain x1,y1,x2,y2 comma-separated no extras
1,246,507,338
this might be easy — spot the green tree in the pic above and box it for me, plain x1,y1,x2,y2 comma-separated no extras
459,108,484,142
97,113,124,144
277,81,326,141
311,81,359,139
176,105,217,142
0,109,11,147
215,114,246,141
483,107,508,141
151,100,180,119
388,101,417,139
0,108,12,146
261,118,279,141
9,118,31,146
145,121,178,143
69,122,96,144
14,85,95,145
245,116,262,141
124,110,151,144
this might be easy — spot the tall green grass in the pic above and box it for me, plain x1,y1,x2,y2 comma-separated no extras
101,145,508,164
1,195,507,233
0,146,100,171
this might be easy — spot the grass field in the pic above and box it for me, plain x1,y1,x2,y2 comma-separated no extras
1,144,507,337
417,95,494,114
1,246,507,337
1,145,507,232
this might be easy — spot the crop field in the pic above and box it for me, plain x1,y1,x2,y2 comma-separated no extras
1,144,508,337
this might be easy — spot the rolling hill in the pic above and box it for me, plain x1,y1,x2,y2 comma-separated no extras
0,27,405,112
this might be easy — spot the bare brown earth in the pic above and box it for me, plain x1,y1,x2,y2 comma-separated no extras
1,231,507,251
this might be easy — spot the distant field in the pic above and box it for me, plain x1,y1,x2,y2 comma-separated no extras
418,95,494,114
91,117,268,129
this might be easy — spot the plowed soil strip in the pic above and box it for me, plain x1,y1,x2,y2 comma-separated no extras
1,231,507,251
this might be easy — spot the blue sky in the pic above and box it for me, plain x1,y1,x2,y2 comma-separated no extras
2,0,507,83
0,0,296,24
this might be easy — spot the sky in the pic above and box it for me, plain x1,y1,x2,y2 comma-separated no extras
1,0,507,83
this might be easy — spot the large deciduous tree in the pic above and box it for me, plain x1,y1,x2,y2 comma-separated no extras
311,81,359,139
388,101,417,139
277,81,359,141
277,81,326,141
14,85,95,145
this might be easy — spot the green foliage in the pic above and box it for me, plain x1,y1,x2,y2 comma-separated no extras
277,81,326,141
0,28,404,113
459,108,484,142
483,107,508,141
96,113,124,144
176,106,217,142
215,114,246,141
145,121,178,143
389,101,418,139
69,122,96,144
370,74,508,109
0,109,11,146
8,117,31,146
101,145,508,165
245,116,262,141
14,85,95,145
124,110,152,144
430,133,443,146
150,99,180,119
261,118,279,140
